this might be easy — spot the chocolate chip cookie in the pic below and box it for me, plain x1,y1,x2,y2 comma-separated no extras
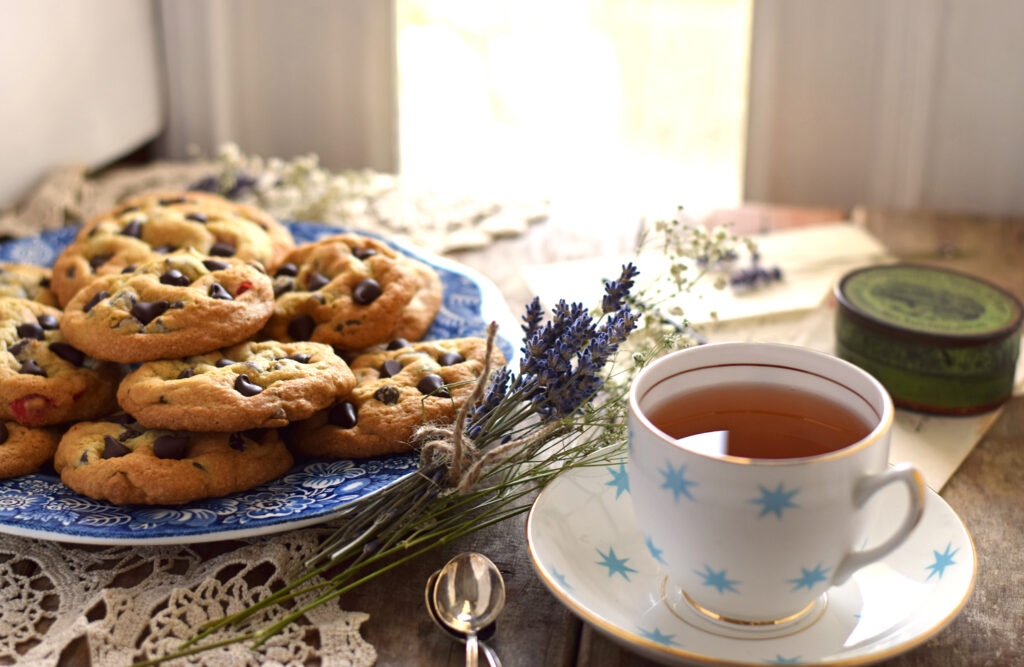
261,233,442,350
53,417,293,505
59,249,274,363
0,262,58,306
0,420,61,479
286,337,505,459
1,297,121,426
51,189,294,306
118,341,357,432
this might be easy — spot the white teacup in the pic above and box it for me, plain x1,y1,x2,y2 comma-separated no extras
627,342,926,624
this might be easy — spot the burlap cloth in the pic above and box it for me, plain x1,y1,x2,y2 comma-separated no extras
0,153,547,666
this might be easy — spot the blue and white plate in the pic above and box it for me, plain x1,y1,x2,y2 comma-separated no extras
527,464,975,666
0,222,520,545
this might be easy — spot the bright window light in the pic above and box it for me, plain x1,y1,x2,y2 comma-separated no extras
397,0,752,220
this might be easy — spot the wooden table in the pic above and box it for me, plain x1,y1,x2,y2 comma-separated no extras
343,204,1024,666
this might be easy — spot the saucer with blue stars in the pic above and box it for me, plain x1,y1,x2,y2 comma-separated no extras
526,462,975,666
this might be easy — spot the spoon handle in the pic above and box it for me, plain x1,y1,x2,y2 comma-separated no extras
465,632,479,667
481,641,502,667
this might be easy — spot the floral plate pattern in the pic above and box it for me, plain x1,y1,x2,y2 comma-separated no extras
527,463,976,666
0,221,519,544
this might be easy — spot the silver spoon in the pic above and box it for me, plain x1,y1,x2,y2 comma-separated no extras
432,552,506,667
425,569,502,667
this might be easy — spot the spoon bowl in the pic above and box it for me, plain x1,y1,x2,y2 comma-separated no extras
433,552,506,667
425,569,497,643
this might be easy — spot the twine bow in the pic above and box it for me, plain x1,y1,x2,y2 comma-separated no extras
415,322,559,493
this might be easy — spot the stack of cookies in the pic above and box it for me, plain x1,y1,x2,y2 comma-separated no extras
1,191,504,505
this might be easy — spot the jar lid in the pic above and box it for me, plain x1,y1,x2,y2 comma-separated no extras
836,263,1022,346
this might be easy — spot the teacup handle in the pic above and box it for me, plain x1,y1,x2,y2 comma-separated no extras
833,463,927,585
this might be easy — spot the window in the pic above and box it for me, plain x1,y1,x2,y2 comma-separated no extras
397,0,752,218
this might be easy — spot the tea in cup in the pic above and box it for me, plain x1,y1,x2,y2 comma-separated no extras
627,342,925,624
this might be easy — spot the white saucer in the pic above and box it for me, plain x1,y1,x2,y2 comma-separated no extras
526,463,975,666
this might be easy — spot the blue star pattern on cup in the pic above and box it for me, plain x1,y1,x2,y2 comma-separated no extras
637,626,679,647
749,482,800,519
787,564,830,591
765,656,803,664
659,461,698,501
694,564,740,594
605,464,630,499
926,542,958,580
596,547,638,581
645,535,666,564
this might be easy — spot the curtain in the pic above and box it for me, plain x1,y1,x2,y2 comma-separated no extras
155,0,397,173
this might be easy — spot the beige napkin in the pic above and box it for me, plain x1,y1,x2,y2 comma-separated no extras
522,222,1022,491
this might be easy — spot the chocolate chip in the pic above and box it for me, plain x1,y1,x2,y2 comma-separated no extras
273,280,293,298
66,265,76,278
379,359,403,378
285,353,310,363
0,423,7,445
159,197,187,206
234,374,263,396
89,255,111,271
275,263,299,277
193,462,206,471
153,245,175,254
177,368,195,379
160,269,191,286
438,352,465,366
121,265,137,274
39,277,50,288
186,212,208,223
78,450,89,464
307,272,330,290
210,241,236,257
8,339,30,356
19,359,46,376
373,386,400,404
169,301,185,309
353,247,377,260
387,338,411,350
214,358,234,367
83,290,109,312
153,434,189,459
37,314,59,330
118,429,141,442
103,435,131,458
229,432,246,451
202,259,230,272
287,314,315,340
16,322,44,340
328,401,358,428
131,300,170,325
50,342,85,366
121,219,143,238
208,283,233,300
352,279,382,305
417,374,449,398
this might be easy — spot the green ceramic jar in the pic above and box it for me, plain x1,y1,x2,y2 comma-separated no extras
834,264,1022,415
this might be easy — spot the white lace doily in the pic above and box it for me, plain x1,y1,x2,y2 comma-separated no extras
0,527,376,666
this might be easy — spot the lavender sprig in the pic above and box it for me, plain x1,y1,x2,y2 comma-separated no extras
144,215,744,667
